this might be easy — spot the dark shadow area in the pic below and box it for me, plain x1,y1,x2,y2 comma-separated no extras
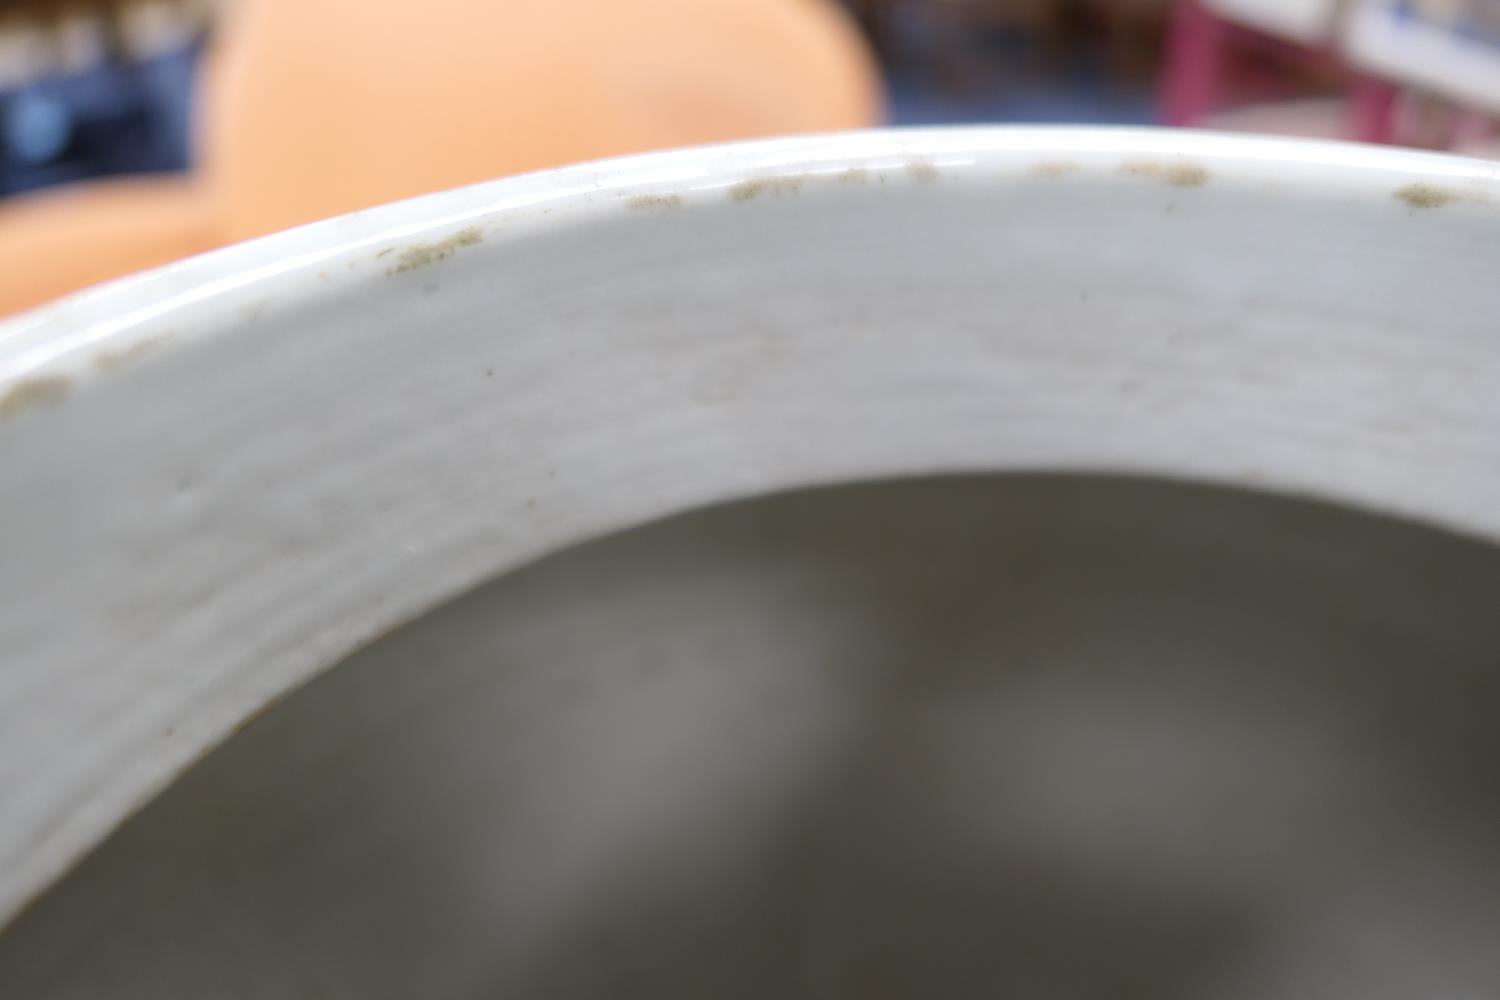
5,474,1500,998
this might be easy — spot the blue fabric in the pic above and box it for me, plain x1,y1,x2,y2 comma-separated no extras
0,41,202,198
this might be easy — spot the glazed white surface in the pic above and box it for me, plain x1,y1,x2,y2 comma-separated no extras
1,127,1498,927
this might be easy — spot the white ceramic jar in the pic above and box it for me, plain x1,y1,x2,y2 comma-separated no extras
2,128,1498,998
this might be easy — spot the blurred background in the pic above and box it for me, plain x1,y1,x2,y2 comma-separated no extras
1,0,1498,315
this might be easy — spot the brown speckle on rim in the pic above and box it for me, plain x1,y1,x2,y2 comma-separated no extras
0,375,70,423
906,161,939,183
388,226,483,274
1031,161,1078,179
1121,160,1209,187
1394,182,1471,209
626,193,683,210
729,176,805,201
94,334,174,373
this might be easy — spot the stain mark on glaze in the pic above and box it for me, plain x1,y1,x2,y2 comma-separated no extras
95,333,175,373
626,193,683,210
907,160,940,183
1121,160,1209,187
1393,182,1482,209
1395,183,1452,209
389,226,483,274
0,375,70,422
729,176,806,201
839,167,870,185
226,691,291,742
1032,161,1078,178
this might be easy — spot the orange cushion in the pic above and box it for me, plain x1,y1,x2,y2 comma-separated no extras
0,0,879,314
0,177,214,316
204,0,881,240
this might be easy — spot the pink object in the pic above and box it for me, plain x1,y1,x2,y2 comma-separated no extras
1351,75,1399,143
1161,0,1228,126
1161,0,1406,146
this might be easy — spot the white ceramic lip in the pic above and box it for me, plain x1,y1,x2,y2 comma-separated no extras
1,126,1499,929
5,126,1499,381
